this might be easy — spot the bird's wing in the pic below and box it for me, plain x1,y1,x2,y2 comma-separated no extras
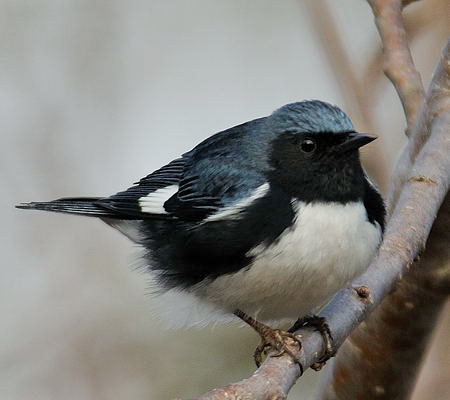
98,119,270,221
163,161,267,221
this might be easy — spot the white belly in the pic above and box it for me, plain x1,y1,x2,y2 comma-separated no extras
152,201,382,328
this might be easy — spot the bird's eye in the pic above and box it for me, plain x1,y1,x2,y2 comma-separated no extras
300,139,316,153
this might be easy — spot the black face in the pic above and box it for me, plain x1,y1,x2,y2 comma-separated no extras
268,131,374,203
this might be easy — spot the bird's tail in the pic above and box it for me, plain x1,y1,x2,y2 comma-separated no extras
17,197,145,243
16,197,118,218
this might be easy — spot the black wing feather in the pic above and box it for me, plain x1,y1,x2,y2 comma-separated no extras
97,157,187,218
16,197,123,218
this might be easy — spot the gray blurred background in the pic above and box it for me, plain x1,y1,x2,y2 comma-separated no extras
2,1,449,399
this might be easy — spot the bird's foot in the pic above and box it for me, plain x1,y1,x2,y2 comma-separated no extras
253,328,302,369
234,309,303,370
288,314,335,370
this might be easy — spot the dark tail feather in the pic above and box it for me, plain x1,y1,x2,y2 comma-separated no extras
16,197,119,218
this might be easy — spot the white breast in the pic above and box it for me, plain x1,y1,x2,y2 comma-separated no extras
151,200,382,327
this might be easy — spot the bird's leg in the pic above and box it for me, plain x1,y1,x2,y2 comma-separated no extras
234,309,303,370
288,314,335,370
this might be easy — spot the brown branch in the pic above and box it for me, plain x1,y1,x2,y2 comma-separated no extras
363,0,448,118
187,39,450,400
367,0,426,137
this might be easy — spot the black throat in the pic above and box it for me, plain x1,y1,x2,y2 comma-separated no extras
268,136,366,204
267,133,386,230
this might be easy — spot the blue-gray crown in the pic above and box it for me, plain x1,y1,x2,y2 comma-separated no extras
268,100,354,134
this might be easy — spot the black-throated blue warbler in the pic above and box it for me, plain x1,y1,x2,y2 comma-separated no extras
18,100,385,367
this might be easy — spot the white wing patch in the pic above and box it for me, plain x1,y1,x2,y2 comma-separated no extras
203,183,270,222
138,185,179,214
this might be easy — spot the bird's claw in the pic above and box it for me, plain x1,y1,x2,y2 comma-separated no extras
253,329,303,369
289,315,335,370
233,309,303,371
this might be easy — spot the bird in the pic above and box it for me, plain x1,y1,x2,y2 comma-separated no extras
17,100,385,368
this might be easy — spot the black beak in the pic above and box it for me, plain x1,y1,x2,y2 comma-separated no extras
338,132,376,153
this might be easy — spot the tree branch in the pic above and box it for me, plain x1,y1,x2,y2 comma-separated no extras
188,38,450,400
386,33,448,213
362,0,448,128
367,0,426,138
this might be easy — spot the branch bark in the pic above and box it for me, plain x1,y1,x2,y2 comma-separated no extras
188,38,450,400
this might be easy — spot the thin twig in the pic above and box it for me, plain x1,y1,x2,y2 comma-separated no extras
363,0,448,116
367,0,426,137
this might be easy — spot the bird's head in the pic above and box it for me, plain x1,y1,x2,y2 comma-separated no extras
266,101,376,203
